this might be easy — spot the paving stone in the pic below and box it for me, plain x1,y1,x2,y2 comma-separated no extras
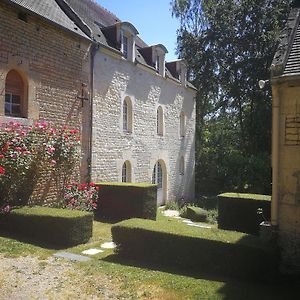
100,242,116,249
53,252,91,262
82,248,104,255
187,223,212,229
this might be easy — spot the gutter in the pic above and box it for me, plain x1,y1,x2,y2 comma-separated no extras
87,42,99,183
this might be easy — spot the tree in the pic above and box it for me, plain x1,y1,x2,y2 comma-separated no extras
171,0,292,195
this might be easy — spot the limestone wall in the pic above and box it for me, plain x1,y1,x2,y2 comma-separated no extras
275,80,300,270
91,48,196,203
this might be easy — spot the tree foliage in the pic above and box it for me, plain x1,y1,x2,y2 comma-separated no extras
171,0,292,195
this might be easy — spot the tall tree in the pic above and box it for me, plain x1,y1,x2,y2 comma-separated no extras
171,0,292,195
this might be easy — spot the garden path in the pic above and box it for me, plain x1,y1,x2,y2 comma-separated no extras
0,254,122,299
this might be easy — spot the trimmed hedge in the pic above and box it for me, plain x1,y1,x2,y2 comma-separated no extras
186,206,208,222
111,218,279,280
0,207,93,246
96,182,157,220
218,193,271,235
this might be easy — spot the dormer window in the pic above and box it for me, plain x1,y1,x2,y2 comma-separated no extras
120,30,128,59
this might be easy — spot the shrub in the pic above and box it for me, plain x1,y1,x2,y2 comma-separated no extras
217,193,271,235
63,182,99,211
0,121,80,207
111,218,279,280
96,182,157,220
0,206,93,246
164,201,180,211
186,206,208,222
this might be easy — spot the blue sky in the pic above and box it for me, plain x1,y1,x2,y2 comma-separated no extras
96,0,180,61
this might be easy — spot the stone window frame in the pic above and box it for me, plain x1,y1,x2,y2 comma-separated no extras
4,69,28,118
122,96,133,133
122,160,132,182
180,111,186,138
157,105,164,136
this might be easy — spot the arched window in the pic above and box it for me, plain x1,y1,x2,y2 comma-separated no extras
180,112,186,137
123,96,132,133
152,161,163,188
5,70,27,118
179,156,185,175
122,160,132,182
157,106,164,136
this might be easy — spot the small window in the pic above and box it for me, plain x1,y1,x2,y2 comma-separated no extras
5,70,27,118
157,106,164,136
18,12,28,23
121,30,128,59
179,156,185,175
123,96,132,133
122,160,131,182
180,112,186,137
155,55,160,72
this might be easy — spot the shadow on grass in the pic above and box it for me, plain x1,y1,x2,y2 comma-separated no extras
93,215,123,224
0,229,71,250
102,253,247,282
102,254,300,300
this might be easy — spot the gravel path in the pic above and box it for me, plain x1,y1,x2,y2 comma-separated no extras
0,255,121,299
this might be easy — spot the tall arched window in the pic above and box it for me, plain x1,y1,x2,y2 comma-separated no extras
157,106,164,136
180,112,186,137
123,96,132,133
152,161,163,188
122,160,132,182
5,70,27,118
179,156,185,175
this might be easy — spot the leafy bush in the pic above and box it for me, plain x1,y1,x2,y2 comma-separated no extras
96,182,157,220
63,182,99,212
112,218,279,280
0,122,80,207
0,206,93,246
164,201,180,211
218,193,271,235
186,206,208,222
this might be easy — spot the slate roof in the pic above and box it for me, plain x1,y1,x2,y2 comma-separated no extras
271,7,300,77
5,0,89,39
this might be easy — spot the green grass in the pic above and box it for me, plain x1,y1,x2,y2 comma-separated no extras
0,210,299,299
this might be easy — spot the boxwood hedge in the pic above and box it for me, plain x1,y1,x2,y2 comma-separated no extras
96,182,157,220
111,218,279,280
218,193,271,235
0,206,93,246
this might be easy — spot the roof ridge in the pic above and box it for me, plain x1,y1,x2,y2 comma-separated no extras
91,0,120,23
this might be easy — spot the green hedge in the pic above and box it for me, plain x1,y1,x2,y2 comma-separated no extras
186,206,208,222
0,207,93,246
111,218,279,280
217,193,271,235
96,182,157,220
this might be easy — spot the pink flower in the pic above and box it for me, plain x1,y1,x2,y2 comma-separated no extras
0,166,5,175
50,160,56,165
0,154,4,159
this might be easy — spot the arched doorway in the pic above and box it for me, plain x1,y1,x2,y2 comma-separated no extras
152,160,167,205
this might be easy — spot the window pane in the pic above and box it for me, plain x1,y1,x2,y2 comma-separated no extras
5,103,11,115
12,95,21,104
12,104,21,116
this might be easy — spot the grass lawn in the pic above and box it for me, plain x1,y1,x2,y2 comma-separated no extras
0,210,299,299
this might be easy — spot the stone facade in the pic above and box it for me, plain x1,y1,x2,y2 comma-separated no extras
91,48,196,203
0,1,91,201
272,80,300,271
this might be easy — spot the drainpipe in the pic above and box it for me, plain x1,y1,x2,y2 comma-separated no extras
87,42,99,183
271,83,280,226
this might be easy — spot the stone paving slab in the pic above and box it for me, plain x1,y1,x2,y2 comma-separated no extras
53,252,91,262
101,242,116,249
82,248,104,255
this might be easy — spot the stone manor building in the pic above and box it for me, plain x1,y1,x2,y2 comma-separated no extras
0,0,196,205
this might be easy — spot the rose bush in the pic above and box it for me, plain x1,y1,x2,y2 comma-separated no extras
63,182,99,212
0,121,80,207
